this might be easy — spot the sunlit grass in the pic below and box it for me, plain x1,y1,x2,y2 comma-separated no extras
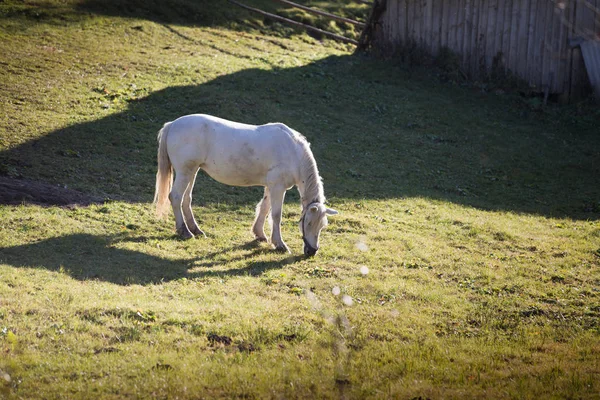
1,1,599,399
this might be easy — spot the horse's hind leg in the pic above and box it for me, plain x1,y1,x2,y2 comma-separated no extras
169,168,195,239
252,187,270,241
182,168,205,237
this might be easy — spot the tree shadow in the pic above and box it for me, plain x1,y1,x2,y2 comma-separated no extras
75,0,369,33
0,0,258,29
0,0,367,37
0,233,301,285
76,0,248,29
0,54,598,219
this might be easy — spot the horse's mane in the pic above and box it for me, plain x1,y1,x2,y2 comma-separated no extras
294,130,325,206
267,123,324,206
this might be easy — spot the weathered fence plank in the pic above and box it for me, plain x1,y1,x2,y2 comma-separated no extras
440,0,449,49
431,0,443,54
460,0,467,53
462,0,473,68
454,0,462,54
409,0,417,45
387,0,395,46
494,0,506,66
516,0,531,79
580,40,600,99
381,0,396,48
468,0,480,75
541,1,555,93
477,0,488,76
500,0,513,72
550,2,564,93
397,0,407,45
446,0,456,51
524,0,537,84
416,0,426,46
485,0,498,71
455,0,464,52
573,0,598,94
555,0,571,93
507,0,520,74
570,0,585,98
596,0,600,40
530,0,545,88
424,0,434,54
457,0,466,55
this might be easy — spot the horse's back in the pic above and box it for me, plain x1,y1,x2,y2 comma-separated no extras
168,114,299,143
166,114,301,187
172,114,257,133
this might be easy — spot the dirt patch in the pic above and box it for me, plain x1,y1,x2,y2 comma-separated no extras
0,177,103,207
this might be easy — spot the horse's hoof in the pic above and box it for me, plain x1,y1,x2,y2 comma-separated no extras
178,230,194,240
191,227,207,238
274,245,291,253
254,236,268,242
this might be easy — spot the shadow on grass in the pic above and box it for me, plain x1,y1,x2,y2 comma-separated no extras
1,52,599,219
75,0,261,29
0,233,301,285
0,0,265,29
0,0,367,37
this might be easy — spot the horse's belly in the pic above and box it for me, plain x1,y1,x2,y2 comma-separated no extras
201,158,268,187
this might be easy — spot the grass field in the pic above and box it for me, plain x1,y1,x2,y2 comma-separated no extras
1,0,600,398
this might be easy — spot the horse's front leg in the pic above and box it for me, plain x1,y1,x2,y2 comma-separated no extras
252,187,270,242
268,185,290,253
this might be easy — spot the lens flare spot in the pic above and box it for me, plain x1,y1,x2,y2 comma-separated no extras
342,295,353,306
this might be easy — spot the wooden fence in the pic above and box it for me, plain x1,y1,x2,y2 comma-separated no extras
371,0,600,100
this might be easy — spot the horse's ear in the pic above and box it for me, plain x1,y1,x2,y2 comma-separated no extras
309,204,319,212
325,208,338,216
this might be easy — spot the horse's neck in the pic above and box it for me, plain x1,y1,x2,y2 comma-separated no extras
297,151,324,208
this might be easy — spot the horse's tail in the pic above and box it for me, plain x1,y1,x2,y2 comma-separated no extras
154,121,173,219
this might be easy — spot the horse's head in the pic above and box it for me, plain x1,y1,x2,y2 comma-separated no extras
299,202,338,257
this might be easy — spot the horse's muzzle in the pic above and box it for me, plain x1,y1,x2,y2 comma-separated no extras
304,243,318,257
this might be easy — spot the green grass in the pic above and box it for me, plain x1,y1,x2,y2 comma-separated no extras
1,1,600,398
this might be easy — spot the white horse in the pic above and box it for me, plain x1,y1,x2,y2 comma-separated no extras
153,114,338,256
